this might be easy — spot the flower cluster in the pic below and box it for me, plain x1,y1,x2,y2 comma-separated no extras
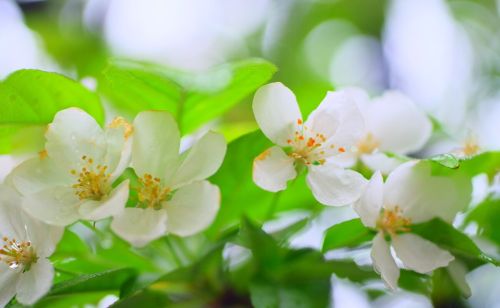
251,82,470,289
0,108,226,305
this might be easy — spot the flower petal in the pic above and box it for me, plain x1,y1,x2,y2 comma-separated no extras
166,181,220,237
384,161,471,223
371,232,399,290
306,87,367,141
354,171,383,228
111,207,167,247
0,185,29,239
252,146,296,192
9,157,71,196
45,108,106,169
306,165,366,206
132,111,180,180
361,152,404,174
22,186,81,226
311,90,365,151
79,180,129,221
363,91,432,154
170,132,226,188
392,233,454,273
104,124,131,179
0,265,18,308
252,82,302,146
15,258,54,305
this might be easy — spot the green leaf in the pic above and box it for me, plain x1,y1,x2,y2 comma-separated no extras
411,218,499,266
0,69,104,153
99,59,276,134
465,196,500,246
322,218,375,252
48,269,137,296
430,151,500,178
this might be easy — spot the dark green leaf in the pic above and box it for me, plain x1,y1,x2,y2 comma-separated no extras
465,196,500,246
322,218,375,252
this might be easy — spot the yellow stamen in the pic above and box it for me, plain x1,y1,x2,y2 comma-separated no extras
137,174,171,210
376,206,411,236
0,236,38,272
38,149,48,160
71,156,111,201
108,117,134,139
256,149,271,161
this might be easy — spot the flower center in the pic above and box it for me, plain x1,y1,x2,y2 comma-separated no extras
137,174,171,210
0,237,38,272
376,206,411,236
286,118,343,166
357,133,380,155
71,156,111,201
461,138,480,157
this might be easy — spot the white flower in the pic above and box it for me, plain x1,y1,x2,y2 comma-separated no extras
346,88,432,174
9,108,132,226
252,82,367,206
0,184,63,307
110,111,226,247
354,161,471,289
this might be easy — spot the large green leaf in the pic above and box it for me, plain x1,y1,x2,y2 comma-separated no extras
465,196,500,246
99,59,276,134
0,69,104,153
322,218,375,252
411,218,499,266
430,152,500,179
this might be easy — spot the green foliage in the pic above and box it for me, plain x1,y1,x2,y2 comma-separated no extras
99,59,276,134
322,218,376,252
466,196,500,246
0,70,104,153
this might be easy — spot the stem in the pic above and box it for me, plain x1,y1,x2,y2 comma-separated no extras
165,237,183,267
266,191,282,220
174,237,195,261
80,221,106,237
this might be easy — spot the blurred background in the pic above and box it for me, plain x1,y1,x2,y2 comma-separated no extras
2,0,500,307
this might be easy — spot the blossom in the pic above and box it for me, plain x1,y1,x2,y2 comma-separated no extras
0,184,63,307
8,108,132,226
347,88,432,174
354,161,471,289
252,82,366,206
110,111,226,247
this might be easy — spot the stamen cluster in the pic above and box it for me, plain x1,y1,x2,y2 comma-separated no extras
71,156,111,201
0,236,38,271
137,174,171,210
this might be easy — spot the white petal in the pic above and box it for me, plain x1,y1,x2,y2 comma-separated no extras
45,108,106,169
306,87,367,141
170,132,226,188
0,185,28,239
354,171,383,228
363,91,432,154
104,124,131,179
132,111,180,180
111,207,167,247
9,157,71,196
16,258,54,305
22,187,81,226
392,233,454,273
306,165,366,206
0,265,18,308
384,161,471,223
252,82,302,146
371,232,399,290
166,181,220,237
0,185,63,256
361,152,404,175
252,146,296,192
315,90,365,150
79,180,129,221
